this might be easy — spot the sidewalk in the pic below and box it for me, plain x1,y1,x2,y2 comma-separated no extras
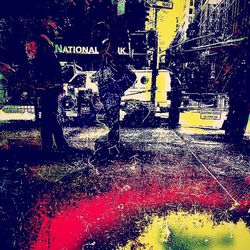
1,118,250,249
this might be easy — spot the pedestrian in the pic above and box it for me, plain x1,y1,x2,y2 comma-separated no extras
24,18,69,152
168,62,182,129
91,22,136,154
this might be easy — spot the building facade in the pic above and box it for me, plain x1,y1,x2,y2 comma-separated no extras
199,0,249,46
169,0,249,93
170,0,197,49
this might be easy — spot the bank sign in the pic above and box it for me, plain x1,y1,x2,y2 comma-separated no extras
55,44,129,55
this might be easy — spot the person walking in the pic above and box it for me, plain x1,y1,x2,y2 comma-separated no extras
91,22,136,154
25,19,69,152
168,63,182,129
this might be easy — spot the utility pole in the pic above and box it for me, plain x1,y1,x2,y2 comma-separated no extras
149,0,174,106
150,7,159,105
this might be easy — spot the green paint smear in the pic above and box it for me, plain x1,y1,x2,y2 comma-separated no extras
120,212,250,250
0,73,4,80
167,232,234,250
117,1,125,16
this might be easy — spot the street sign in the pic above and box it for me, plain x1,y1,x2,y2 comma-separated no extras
153,0,174,9
200,110,222,120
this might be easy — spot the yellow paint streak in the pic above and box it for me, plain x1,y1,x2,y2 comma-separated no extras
119,212,250,250
119,216,169,250
156,70,171,104
146,1,187,51
146,1,188,104
246,117,250,134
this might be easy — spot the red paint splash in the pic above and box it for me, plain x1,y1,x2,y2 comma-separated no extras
30,176,244,250
25,41,37,60
245,175,250,185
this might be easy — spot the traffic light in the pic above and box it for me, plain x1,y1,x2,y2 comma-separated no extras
125,0,150,32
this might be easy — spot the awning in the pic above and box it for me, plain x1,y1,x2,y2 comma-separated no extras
179,37,246,53
161,37,247,62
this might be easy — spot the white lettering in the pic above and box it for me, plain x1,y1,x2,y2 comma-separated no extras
55,44,63,53
62,46,69,53
76,46,82,53
68,46,74,53
118,47,126,55
89,47,95,54
55,45,129,55
81,47,88,54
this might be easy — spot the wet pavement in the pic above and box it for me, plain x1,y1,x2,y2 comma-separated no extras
0,118,250,249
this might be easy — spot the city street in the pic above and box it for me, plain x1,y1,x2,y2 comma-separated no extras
1,112,250,249
1,0,250,249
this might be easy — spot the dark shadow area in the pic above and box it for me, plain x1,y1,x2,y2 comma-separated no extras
0,147,93,165
0,145,93,249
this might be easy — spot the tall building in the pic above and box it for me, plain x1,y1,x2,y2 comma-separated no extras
168,0,249,92
170,0,197,50
199,0,249,45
